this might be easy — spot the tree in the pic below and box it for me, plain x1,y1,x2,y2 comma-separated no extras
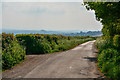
84,2,120,36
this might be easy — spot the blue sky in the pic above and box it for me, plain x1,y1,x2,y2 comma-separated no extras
2,2,103,31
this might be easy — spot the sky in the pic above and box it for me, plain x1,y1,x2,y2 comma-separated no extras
1,0,84,2
0,2,2,32
2,1,103,31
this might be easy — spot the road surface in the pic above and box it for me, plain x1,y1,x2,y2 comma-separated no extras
3,40,103,78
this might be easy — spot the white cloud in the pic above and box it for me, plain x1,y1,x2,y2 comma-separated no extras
2,2,102,31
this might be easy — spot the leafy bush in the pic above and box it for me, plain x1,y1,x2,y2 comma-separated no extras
2,33,25,70
101,61,114,73
113,35,120,49
35,41,52,54
98,48,119,67
108,65,120,79
96,36,120,79
98,48,119,62
16,34,94,54
101,62,120,79
2,33,94,70
97,48,120,79
2,41,25,70
16,34,53,54
50,41,57,50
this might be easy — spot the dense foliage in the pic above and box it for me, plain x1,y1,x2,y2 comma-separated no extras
2,33,25,70
0,34,2,72
84,2,120,36
2,33,94,70
16,34,94,54
113,35,120,49
85,1,120,79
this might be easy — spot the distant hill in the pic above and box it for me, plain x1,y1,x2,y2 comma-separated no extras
61,31,102,37
2,29,102,37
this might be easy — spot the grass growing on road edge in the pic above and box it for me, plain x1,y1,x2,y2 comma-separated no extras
2,33,95,70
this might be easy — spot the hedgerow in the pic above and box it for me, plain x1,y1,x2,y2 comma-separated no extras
96,37,120,79
2,33,26,70
16,34,94,54
2,33,94,70
85,2,120,79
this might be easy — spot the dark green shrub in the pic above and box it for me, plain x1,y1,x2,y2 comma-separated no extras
98,48,119,61
108,65,120,79
52,36,58,45
2,41,25,70
16,34,94,54
2,33,25,70
97,48,120,79
114,56,120,65
46,35,52,43
101,62,120,79
2,33,15,49
39,41,52,54
101,61,114,73
50,41,57,50
26,39,52,54
113,35,120,49
16,34,52,54
98,48,119,67
58,44,66,51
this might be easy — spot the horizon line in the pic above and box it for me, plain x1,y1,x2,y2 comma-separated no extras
2,28,101,32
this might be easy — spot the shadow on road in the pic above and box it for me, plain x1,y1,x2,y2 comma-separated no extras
83,57,97,63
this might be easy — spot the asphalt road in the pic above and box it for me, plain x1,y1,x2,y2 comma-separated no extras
24,40,101,78
3,40,103,78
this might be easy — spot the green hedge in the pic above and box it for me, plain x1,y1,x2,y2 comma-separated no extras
84,2,120,79
16,34,94,54
96,36,120,79
31,40,52,54
97,48,120,79
98,48,119,68
2,33,26,70
2,33,94,70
